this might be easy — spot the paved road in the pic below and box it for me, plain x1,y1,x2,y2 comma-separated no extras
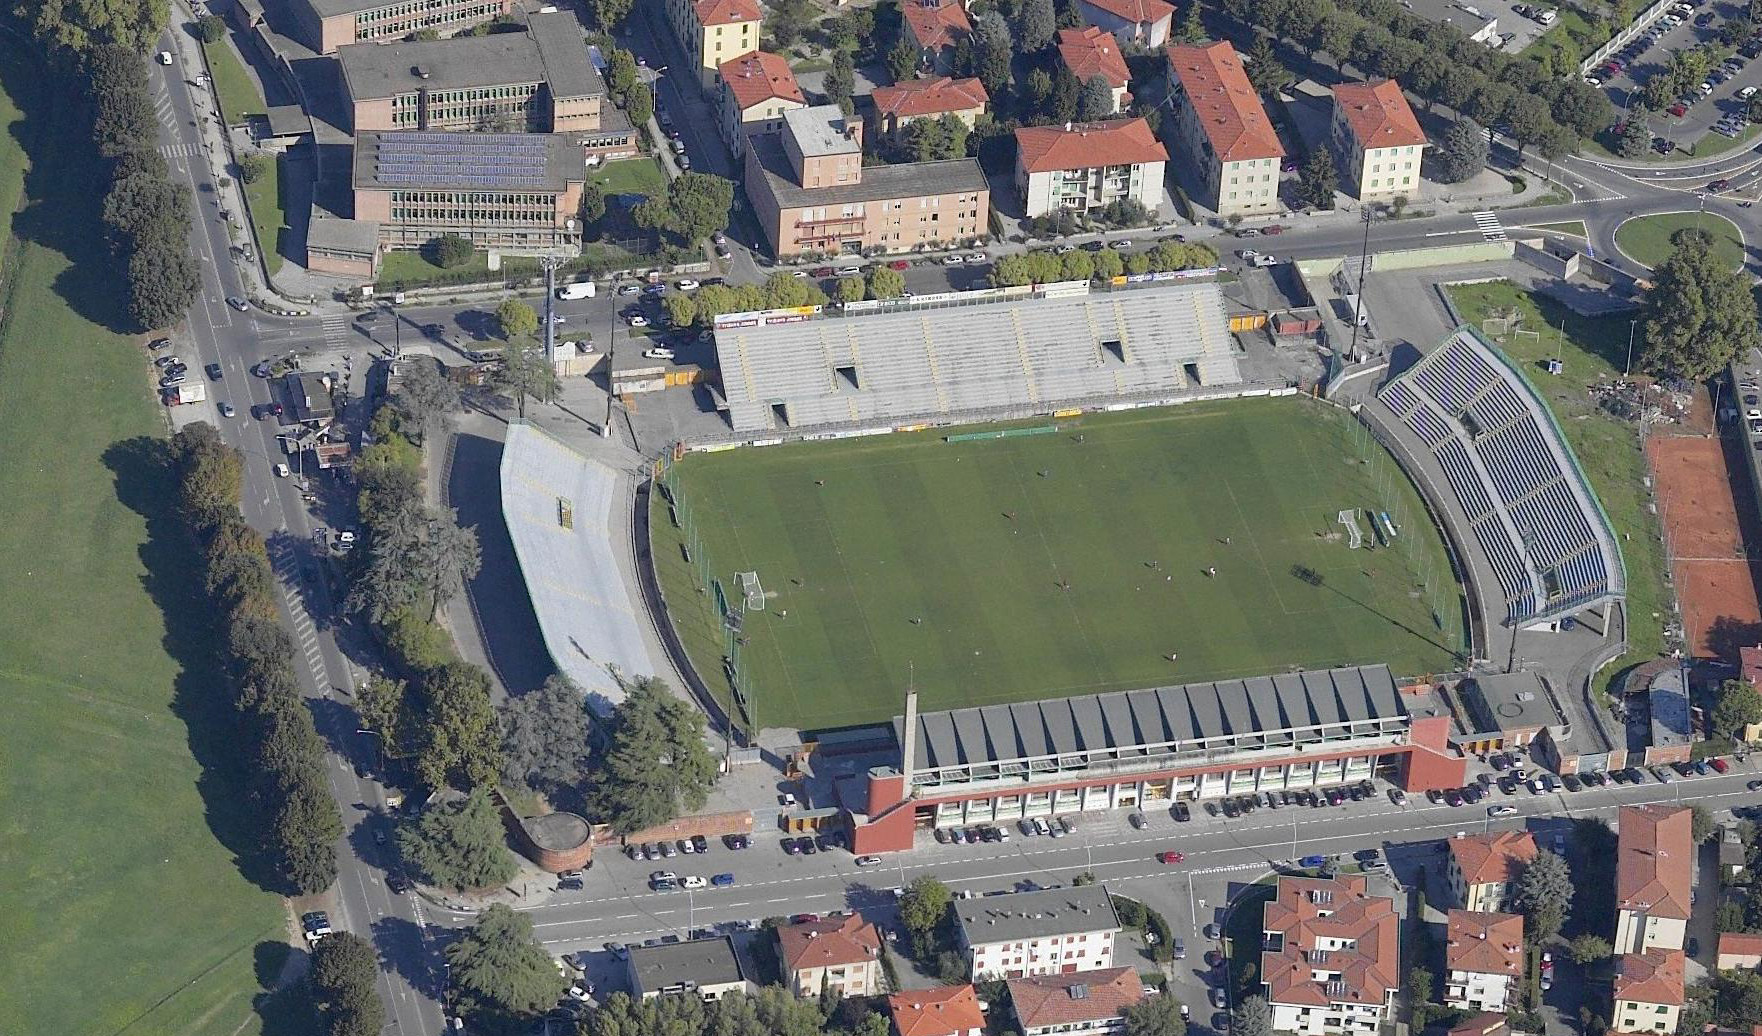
152,27,449,1036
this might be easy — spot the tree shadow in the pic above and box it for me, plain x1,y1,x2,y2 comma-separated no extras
372,913,445,1000
1707,615,1762,663
102,435,291,894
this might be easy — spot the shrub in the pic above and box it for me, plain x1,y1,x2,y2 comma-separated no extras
428,234,474,269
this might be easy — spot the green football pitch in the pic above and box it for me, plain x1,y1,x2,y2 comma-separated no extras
651,397,1468,732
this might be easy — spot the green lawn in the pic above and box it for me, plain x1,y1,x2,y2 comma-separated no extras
243,153,284,277
202,37,265,127
1445,282,1671,687
1615,211,1745,269
589,156,668,198
1521,7,1605,69
0,38,288,1036
654,398,1469,732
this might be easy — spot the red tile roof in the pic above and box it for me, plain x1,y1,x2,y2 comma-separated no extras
1015,117,1167,174
901,0,972,54
779,913,883,973
1261,876,1398,1010
694,0,762,25
889,985,986,1036
719,51,806,112
1613,949,1686,1007
1449,1013,1511,1036
1742,644,1762,686
1057,27,1130,90
1448,831,1537,887
1617,804,1693,921
1719,932,1762,962
872,76,989,120
1080,0,1174,28
1444,910,1524,978
1165,42,1284,162
1007,968,1145,1030
1332,80,1426,150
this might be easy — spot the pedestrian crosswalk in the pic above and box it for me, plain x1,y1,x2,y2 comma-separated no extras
320,315,352,351
158,142,199,159
1471,210,1507,241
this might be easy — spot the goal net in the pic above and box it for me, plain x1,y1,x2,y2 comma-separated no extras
735,571,766,612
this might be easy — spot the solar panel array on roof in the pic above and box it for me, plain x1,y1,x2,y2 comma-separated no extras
374,132,553,189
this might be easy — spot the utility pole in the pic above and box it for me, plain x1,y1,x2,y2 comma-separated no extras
540,254,563,373
1346,208,1375,367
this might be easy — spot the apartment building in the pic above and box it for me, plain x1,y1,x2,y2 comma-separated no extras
1014,118,1167,219
1163,42,1284,218
1612,949,1686,1034
889,986,986,1036
1445,831,1537,912
743,105,989,257
337,11,632,153
901,0,973,75
351,130,586,252
1076,0,1173,47
716,51,806,159
292,0,515,54
665,0,763,89
955,884,1120,980
1056,27,1132,114
1443,910,1524,1014
1329,79,1426,204
1006,968,1145,1036
1261,876,1398,1036
870,77,989,139
778,913,885,999
1615,805,1693,955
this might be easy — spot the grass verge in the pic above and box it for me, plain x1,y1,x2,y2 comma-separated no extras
1521,6,1605,69
202,37,266,127
653,397,1469,731
243,153,284,277
1614,210,1745,269
1444,282,1671,688
0,36,286,1036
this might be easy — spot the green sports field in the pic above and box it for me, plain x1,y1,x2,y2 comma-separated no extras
651,398,1468,731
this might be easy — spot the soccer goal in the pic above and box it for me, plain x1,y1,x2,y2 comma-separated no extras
735,570,767,612
1338,509,1365,549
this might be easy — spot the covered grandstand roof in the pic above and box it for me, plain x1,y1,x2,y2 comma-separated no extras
893,664,1406,776
499,423,657,713
1375,326,1624,626
713,281,1241,433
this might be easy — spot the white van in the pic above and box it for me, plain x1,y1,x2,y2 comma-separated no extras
555,281,596,300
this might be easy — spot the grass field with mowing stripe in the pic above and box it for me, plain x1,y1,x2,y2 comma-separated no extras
653,398,1468,731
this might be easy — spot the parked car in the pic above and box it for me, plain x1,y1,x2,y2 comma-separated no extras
1157,850,1187,864
711,872,735,886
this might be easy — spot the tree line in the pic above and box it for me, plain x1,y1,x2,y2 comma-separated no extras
167,423,344,895
990,240,1219,287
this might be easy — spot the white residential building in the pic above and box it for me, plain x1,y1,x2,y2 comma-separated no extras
1443,910,1524,1014
955,885,1120,979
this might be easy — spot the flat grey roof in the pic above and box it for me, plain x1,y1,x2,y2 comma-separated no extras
956,885,1120,946
1650,665,1690,748
265,104,311,137
784,104,861,157
306,215,380,254
339,16,603,102
894,665,1405,772
1464,670,1561,734
745,131,985,210
353,130,581,192
628,936,746,993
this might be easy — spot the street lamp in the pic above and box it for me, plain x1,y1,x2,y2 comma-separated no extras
1626,319,1638,376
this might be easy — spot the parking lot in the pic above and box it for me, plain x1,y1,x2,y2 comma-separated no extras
1585,0,1762,153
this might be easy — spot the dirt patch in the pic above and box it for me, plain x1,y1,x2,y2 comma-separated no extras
1647,434,1762,659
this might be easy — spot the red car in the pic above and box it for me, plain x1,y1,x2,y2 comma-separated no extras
811,266,834,277
1157,850,1186,864
888,259,910,270
1711,757,1730,773
1262,225,1284,235
1669,103,1689,116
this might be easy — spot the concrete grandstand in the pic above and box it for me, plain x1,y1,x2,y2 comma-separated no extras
1374,326,1625,627
499,422,659,712
712,279,1242,434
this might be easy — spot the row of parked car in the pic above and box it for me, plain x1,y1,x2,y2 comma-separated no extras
1204,778,1387,818
624,833,751,862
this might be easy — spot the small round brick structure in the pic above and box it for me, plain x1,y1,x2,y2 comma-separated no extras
519,812,592,873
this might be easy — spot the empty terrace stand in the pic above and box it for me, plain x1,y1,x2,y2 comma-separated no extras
1375,326,1623,626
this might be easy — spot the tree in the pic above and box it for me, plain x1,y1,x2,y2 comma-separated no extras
1297,148,1337,210
357,675,413,758
763,271,814,308
398,788,519,891
417,507,481,621
1092,248,1124,280
392,358,459,445
1517,849,1572,940
276,772,342,894
587,677,719,832
499,675,591,796
1431,118,1487,184
429,233,473,269
416,662,502,791
888,35,921,83
495,298,538,339
22,0,168,53
904,115,952,162
1714,970,1762,1027
447,904,566,1016
1232,996,1273,1036
769,0,814,46
586,0,635,30
825,51,856,114
1178,1,1207,43
1569,933,1612,965
103,175,192,256
1018,0,1056,52
1694,804,1718,845
838,275,866,304
1078,75,1117,120
1121,990,1188,1036
1246,36,1293,95
938,112,971,159
644,172,735,243
1408,966,1434,1005
1615,116,1651,159
578,182,606,228
309,932,384,1036
493,340,560,419
869,266,906,299
606,48,639,99
195,13,227,42
237,151,271,185
1716,678,1762,739
1024,66,1054,107
664,292,697,328
899,875,952,935
1640,229,1762,380
126,243,201,331
626,81,653,129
